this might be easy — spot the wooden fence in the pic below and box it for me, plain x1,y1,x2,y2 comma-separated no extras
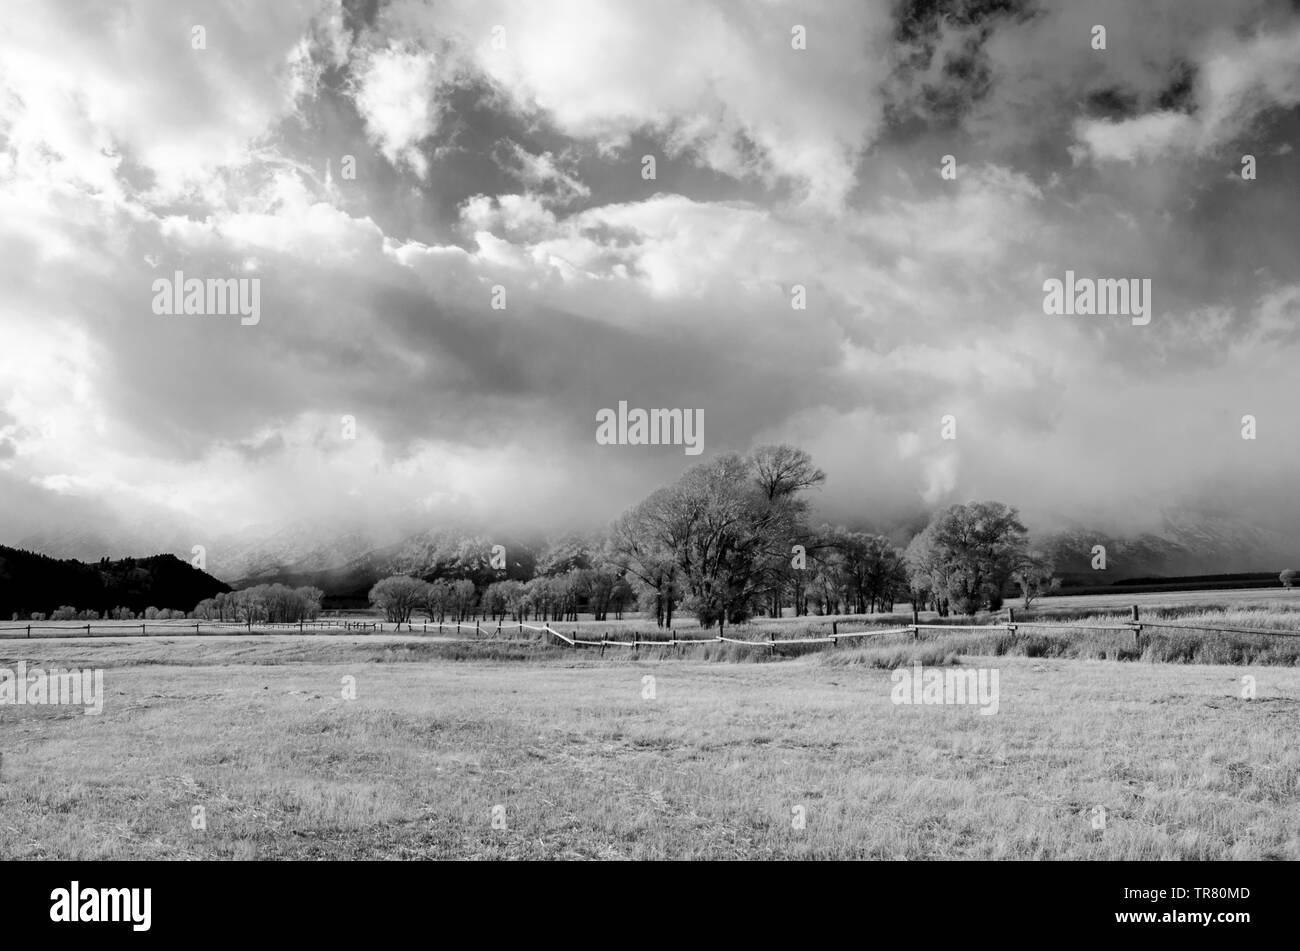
459,605,1300,654
3,605,1298,646
0,619,380,638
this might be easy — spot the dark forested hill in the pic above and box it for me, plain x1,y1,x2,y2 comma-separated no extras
0,545,230,618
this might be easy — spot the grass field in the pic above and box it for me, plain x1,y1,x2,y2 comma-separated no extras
1029,585,1300,614
2,633,1298,860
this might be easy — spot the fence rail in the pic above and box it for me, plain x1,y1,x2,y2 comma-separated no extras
1128,619,1300,638
4,605,1299,648
515,604,1300,654
0,619,381,638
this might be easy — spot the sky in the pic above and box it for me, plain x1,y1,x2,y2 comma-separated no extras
1,0,1299,557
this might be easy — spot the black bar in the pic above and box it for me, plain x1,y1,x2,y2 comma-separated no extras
7,861,1284,939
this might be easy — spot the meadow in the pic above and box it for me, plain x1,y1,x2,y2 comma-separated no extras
2,621,1298,860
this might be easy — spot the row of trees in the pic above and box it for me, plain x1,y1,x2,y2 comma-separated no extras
19,586,329,624
365,445,1058,626
369,570,638,625
192,584,324,623
15,605,189,621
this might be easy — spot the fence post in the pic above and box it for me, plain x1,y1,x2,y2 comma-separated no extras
195,622,200,635
769,630,775,657
912,608,920,641
141,623,146,636
476,620,481,637
600,635,606,658
1007,607,1016,634
1131,605,1142,648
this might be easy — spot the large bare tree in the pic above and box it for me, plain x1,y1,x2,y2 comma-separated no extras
610,445,824,634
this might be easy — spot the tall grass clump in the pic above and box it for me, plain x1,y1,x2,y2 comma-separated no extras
820,644,960,669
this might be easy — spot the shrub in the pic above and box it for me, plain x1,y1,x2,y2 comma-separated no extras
1280,569,1298,588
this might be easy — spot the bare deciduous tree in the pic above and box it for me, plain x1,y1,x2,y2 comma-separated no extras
369,575,429,623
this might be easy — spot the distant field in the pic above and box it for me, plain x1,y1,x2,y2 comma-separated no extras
1034,585,1300,614
1,636,1297,859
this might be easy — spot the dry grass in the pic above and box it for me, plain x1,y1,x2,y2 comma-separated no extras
890,607,1300,667
2,635,1297,860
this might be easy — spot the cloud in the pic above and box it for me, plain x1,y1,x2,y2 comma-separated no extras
1072,110,1197,164
492,141,590,205
0,0,341,201
362,0,898,211
2,0,1300,559
352,44,443,179
920,453,960,505
1073,22,1300,163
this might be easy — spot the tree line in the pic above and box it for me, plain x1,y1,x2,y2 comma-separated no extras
0,547,229,620
191,585,325,623
369,571,636,625
369,445,1057,629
